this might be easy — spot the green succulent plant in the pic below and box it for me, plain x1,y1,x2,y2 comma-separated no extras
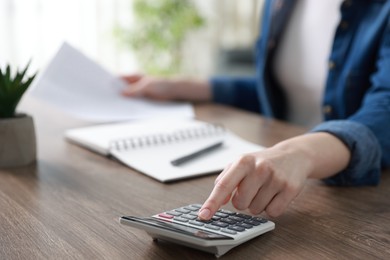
0,63,36,118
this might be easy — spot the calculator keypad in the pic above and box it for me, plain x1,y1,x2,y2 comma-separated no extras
154,204,269,237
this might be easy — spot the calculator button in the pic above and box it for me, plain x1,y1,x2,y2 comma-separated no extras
158,213,174,219
205,224,220,231
228,226,246,232
218,209,235,215
175,208,191,214
236,223,253,229
229,216,245,222
190,204,202,209
174,217,189,222
166,211,182,216
236,213,252,219
189,220,205,226
184,205,199,211
211,221,229,228
189,212,199,217
244,220,261,226
252,217,268,223
211,216,221,221
221,228,237,235
182,214,197,220
220,218,237,225
214,212,229,218
198,219,213,224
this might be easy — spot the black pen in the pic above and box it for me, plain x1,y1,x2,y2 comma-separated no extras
170,141,224,166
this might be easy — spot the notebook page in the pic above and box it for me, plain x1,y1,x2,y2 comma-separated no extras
111,131,264,182
65,119,224,155
65,118,264,182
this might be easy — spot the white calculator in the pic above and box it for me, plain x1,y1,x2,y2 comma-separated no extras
120,204,275,257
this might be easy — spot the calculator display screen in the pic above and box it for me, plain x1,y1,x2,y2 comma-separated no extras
122,216,233,240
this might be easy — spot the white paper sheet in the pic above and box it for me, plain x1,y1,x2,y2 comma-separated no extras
27,42,194,122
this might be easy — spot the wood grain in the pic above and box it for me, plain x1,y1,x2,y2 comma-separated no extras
0,97,388,259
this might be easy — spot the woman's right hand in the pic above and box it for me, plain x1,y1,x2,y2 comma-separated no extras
121,74,212,102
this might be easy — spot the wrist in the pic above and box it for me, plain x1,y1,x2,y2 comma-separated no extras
272,138,316,179
172,78,211,102
274,133,350,179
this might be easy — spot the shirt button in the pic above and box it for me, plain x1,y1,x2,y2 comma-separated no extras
328,61,336,70
268,39,276,50
323,105,333,114
340,21,349,30
274,0,284,11
343,0,353,8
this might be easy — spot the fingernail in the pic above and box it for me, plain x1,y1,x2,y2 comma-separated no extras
198,208,211,220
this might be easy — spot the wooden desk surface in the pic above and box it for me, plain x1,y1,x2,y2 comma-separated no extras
1,98,389,259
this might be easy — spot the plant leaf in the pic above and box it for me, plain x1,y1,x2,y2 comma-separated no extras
0,67,6,97
5,65,12,91
12,61,31,92
15,73,36,99
0,62,37,118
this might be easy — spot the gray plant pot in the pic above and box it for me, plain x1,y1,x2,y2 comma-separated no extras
0,114,37,168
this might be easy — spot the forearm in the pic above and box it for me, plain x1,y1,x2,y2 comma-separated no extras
273,132,351,179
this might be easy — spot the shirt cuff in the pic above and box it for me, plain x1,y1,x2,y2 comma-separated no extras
310,120,381,186
210,77,237,105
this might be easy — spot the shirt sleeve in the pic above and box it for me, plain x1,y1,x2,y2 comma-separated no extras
311,120,381,186
311,20,390,186
210,76,260,113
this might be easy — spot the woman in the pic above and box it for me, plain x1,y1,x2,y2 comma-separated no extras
121,0,390,220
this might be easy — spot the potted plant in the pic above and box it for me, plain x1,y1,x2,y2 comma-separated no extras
115,0,205,76
0,63,37,168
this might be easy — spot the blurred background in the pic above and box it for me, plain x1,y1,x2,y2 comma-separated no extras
0,0,264,78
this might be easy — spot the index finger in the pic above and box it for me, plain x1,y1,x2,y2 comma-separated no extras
198,156,254,220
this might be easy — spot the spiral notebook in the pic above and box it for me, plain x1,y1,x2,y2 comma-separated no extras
65,119,264,182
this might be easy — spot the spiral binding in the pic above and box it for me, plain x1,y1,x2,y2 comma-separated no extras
109,123,226,151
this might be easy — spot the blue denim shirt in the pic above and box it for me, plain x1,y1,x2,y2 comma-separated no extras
211,0,390,186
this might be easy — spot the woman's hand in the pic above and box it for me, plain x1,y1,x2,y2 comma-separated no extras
121,74,212,102
121,75,178,101
198,144,311,220
198,132,351,220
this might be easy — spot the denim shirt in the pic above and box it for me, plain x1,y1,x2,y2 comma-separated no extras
211,0,390,186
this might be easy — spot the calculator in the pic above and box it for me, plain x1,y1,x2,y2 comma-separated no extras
120,204,275,257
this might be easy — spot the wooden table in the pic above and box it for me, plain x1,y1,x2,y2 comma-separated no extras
1,98,389,259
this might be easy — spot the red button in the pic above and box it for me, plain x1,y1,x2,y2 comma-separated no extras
158,213,174,219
